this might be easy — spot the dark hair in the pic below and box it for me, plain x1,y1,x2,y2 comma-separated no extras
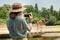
9,12,20,19
10,12,20,15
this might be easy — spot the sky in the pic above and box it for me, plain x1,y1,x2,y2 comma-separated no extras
0,0,60,11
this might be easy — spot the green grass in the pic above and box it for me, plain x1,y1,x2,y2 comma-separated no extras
0,38,59,40
0,38,37,40
28,38,37,40
44,38,58,40
0,38,12,40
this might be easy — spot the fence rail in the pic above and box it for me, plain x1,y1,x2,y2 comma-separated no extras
0,24,60,40
1,33,60,40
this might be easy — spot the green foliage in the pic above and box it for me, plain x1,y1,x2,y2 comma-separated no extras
0,19,5,24
35,3,38,13
41,8,51,19
33,17,39,23
58,10,60,20
0,8,8,19
3,4,11,11
0,4,11,24
46,16,57,25
24,4,60,25
24,5,35,13
0,4,60,25
50,5,53,15
0,4,11,19
56,20,60,25
24,4,41,23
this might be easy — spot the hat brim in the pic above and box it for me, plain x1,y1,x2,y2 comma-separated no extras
10,7,26,12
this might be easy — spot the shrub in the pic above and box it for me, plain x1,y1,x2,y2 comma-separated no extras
46,16,57,25
56,20,60,25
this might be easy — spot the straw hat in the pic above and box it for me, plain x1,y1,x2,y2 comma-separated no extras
9,3,26,12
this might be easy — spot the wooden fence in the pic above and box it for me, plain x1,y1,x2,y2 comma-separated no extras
0,24,60,40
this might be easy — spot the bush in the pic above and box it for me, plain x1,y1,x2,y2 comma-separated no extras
0,8,8,19
46,16,57,25
56,20,60,25
33,17,39,23
0,19,5,24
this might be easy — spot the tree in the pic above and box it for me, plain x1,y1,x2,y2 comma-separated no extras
53,10,59,19
0,8,8,19
41,8,51,21
33,17,39,23
24,5,35,13
56,20,60,25
58,10,60,20
0,4,59,25
35,3,38,13
50,5,53,15
3,4,11,11
46,16,57,25
0,4,10,19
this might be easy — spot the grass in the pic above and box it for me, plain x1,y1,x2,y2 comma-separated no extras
0,38,59,40
28,38,37,40
0,38,12,40
0,38,37,40
44,38,56,40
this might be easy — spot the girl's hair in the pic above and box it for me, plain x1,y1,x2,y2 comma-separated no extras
9,12,20,19
10,12,20,15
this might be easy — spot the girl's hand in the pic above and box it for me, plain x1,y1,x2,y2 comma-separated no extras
29,14,33,23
